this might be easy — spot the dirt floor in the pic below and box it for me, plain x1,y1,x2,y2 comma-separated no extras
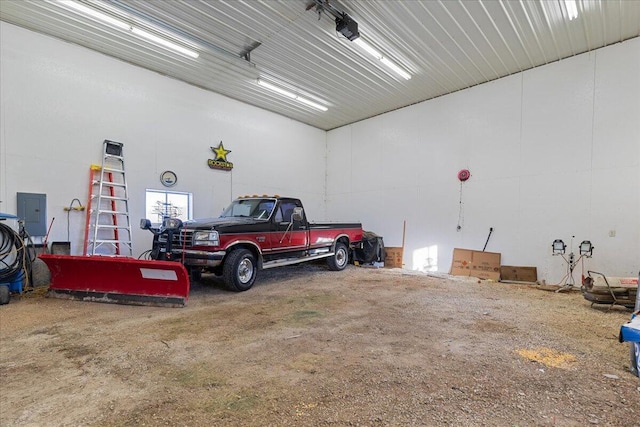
1,263,639,426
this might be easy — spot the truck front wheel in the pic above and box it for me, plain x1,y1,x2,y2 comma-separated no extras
223,249,257,292
328,242,349,271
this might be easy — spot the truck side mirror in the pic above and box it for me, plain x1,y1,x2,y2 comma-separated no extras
140,219,152,230
292,207,303,222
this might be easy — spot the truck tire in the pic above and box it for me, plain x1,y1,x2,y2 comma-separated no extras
223,249,257,292
328,242,349,271
31,258,51,287
0,285,9,305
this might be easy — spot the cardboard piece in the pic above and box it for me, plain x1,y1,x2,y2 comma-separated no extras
451,248,501,281
470,251,501,280
450,248,473,276
384,247,403,268
500,266,538,282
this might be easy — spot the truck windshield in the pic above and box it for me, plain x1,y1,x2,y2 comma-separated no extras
220,198,275,220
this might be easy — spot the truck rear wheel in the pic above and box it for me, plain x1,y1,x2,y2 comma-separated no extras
223,249,257,292
328,242,349,271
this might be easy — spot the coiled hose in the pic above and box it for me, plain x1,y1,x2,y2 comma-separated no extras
0,222,34,284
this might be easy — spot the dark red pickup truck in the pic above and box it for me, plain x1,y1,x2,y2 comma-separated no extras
141,196,363,291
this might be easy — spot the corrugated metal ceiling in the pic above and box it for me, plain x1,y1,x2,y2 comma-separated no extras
1,0,639,130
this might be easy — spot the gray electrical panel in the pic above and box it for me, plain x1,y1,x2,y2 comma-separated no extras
17,192,47,236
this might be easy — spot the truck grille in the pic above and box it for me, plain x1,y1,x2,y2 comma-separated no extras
160,230,194,248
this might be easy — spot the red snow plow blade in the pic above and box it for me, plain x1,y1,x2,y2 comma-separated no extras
40,254,190,307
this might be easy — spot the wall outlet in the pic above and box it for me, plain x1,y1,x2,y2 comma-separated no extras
609,230,616,237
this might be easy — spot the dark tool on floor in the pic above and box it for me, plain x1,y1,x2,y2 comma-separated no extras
482,227,493,251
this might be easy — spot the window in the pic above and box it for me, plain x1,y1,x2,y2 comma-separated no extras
412,245,438,272
274,200,298,223
145,189,192,226
220,198,275,220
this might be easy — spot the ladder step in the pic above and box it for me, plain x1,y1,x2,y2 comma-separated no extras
94,225,131,230
90,210,130,216
94,239,132,244
93,180,126,187
97,182,127,188
98,195,129,201
92,243,132,247
97,210,130,215
102,167,125,174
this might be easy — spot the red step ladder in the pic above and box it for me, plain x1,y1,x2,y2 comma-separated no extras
83,140,132,256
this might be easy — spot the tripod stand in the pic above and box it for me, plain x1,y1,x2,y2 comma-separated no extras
552,236,593,292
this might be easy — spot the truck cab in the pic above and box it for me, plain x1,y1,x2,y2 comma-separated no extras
141,196,363,292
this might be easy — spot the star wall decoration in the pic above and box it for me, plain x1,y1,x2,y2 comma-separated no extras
208,141,234,171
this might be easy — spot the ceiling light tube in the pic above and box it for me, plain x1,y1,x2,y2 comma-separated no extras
353,38,411,80
564,0,578,20
257,79,328,112
48,0,199,58
258,79,296,98
51,0,130,30
380,58,412,80
353,38,382,59
296,97,328,112
131,27,199,58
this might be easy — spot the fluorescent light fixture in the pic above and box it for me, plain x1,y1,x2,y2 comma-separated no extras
295,97,328,111
131,27,199,59
353,38,411,80
380,58,412,80
52,0,130,30
354,38,382,59
257,79,328,112
257,79,296,99
48,0,199,58
564,0,578,20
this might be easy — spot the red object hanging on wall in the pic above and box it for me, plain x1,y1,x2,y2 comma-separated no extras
457,169,471,181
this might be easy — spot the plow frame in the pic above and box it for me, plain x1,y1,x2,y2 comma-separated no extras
40,254,190,307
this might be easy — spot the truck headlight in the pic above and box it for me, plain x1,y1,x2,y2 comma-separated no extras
162,217,183,230
193,230,220,246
